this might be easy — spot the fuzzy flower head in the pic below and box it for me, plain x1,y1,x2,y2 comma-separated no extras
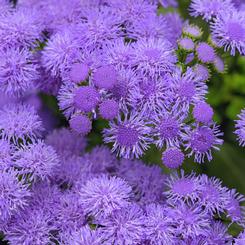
13,140,60,182
0,103,43,144
103,110,152,159
152,109,187,148
164,171,201,204
211,10,245,55
144,203,175,244
4,207,57,245
183,24,203,38
167,202,210,239
69,63,90,83
117,159,165,205
199,174,229,215
162,147,185,169
193,64,210,82
99,99,119,120
235,108,245,147
132,38,177,77
0,139,13,168
193,101,214,124
183,124,223,163
45,127,87,158
0,169,30,223
99,204,146,245
196,42,216,63
168,68,208,111
189,0,234,21
0,8,44,48
178,37,195,51
0,48,40,97
79,175,132,218
69,114,92,136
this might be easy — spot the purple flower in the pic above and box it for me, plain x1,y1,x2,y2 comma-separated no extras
178,38,195,51
0,48,40,97
214,55,226,73
193,101,214,124
162,147,185,169
0,103,43,144
183,124,223,163
99,99,119,120
211,10,245,55
41,27,82,76
69,114,92,136
79,175,132,218
117,159,165,205
99,204,146,245
235,231,245,245
168,68,208,111
235,108,245,147
45,127,87,158
152,109,187,148
0,169,30,224
64,225,102,245
0,139,13,168
193,64,210,82
199,174,229,215
183,24,203,38
13,140,60,182
132,38,177,77
166,202,210,239
144,203,176,244
0,7,44,48
225,189,245,225
92,65,118,90
164,171,201,204
196,42,216,63
103,110,152,158
189,0,234,21
4,207,57,245
73,86,100,113
69,63,90,83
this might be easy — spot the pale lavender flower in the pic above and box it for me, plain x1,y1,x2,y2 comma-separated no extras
45,127,87,158
164,171,201,204
189,0,234,21
99,204,146,245
196,42,216,63
13,140,60,182
103,110,152,158
0,48,40,97
183,24,203,38
132,38,177,77
178,38,195,51
0,103,43,144
193,64,210,82
211,10,245,55
235,231,245,245
162,147,185,169
79,175,132,218
193,101,214,124
0,169,30,224
183,124,223,163
235,108,245,147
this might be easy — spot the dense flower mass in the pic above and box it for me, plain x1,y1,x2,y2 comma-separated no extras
0,0,244,244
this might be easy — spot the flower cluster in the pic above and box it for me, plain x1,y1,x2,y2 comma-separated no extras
0,0,244,244
1,141,245,244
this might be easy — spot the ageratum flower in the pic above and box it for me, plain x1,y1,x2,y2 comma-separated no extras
0,48,40,97
0,139,13,168
69,114,92,136
183,24,203,38
132,38,177,77
235,231,245,245
235,108,245,147
4,207,57,245
162,147,185,169
178,38,195,51
196,42,216,63
0,103,43,144
164,171,201,204
117,159,165,205
193,64,210,82
0,169,30,223
99,99,119,120
183,124,223,163
193,101,214,124
45,127,87,158
168,68,208,112
79,175,132,218
99,204,146,245
103,110,152,158
13,140,60,182
189,0,234,21
199,174,229,215
144,203,176,244
41,27,82,76
211,10,245,55
166,202,210,239
0,7,44,48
